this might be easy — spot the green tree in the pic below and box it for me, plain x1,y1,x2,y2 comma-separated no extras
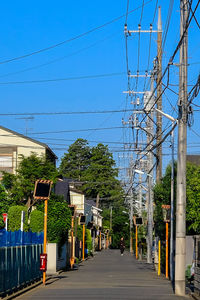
37,194,71,244
186,162,200,233
59,139,91,181
2,153,58,207
0,184,14,216
83,144,122,204
29,210,44,232
59,140,124,208
8,205,29,231
102,206,129,248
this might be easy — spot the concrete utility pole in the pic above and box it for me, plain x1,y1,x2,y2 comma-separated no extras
175,0,188,296
156,6,163,183
145,74,155,264
130,196,133,254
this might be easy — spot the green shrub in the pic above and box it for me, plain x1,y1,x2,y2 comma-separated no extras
0,215,5,229
8,205,29,231
85,229,92,255
77,225,83,241
30,210,44,232
36,194,72,245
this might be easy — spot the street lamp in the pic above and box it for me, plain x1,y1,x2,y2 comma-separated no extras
155,108,177,282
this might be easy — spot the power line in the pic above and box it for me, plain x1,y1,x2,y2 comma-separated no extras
0,108,137,117
30,126,125,135
0,72,125,85
0,1,152,66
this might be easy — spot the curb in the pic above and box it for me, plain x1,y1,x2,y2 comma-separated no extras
2,279,43,300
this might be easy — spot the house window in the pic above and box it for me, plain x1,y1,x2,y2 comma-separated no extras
0,156,12,168
0,155,13,176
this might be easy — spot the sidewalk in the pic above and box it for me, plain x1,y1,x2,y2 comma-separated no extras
17,249,189,299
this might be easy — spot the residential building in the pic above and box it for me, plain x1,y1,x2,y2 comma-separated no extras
0,125,57,177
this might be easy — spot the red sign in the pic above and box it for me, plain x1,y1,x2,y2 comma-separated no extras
2,213,7,223
40,253,47,271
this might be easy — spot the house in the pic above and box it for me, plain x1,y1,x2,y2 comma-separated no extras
69,182,85,215
0,125,57,177
85,200,102,228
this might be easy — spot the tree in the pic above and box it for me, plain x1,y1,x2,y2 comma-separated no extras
30,210,44,232
8,205,29,232
59,139,91,181
102,206,129,249
186,162,200,234
37,194,71,244
82,144,121,205
1,153,58,207
0,183,14,216
153,163,177,240
59,140,124,208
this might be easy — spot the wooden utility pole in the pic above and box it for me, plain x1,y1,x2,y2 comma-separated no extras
156,6,163,183
175,0,188,296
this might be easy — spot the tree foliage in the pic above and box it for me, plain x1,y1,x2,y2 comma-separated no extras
186,162,200,233
102,206,129,248
2,153,58,207
154,161,200,237
37,194,71,244
8,205,29,232
30,210,44,232
59,139,124,207
59,139,91,181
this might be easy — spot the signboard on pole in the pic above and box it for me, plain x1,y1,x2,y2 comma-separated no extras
33,180,53,200
2,213,7,230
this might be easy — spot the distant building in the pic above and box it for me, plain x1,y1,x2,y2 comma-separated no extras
0,125,57,177
187,155,200,166
85,200,102,228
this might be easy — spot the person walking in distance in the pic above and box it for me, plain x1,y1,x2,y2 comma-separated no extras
120,237,125,256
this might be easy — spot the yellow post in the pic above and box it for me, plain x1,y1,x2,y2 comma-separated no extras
82,224,85,261
99,230,101,250
166,222,169,278
43,199,48,285
70,216,74,269
106,232,108,249
136,225,138,259
158,240,161,276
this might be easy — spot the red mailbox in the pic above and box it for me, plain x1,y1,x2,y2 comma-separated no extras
40,253,47,271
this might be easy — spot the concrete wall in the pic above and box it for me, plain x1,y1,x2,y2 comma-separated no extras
186,236,194,267
46,242,69,274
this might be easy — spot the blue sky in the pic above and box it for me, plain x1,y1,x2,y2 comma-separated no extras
0,0,199,176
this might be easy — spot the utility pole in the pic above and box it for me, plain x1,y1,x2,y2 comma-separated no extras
145,73,155,264
130,196,133,254
175,0,188,296
156,6,163,183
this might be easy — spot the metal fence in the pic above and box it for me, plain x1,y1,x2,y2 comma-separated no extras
0,229,44,247
0,244,43,296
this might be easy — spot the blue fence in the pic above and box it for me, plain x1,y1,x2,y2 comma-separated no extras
0,230,44,247
0,244,43,295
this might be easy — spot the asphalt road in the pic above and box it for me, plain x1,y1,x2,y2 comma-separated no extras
18,249,189,300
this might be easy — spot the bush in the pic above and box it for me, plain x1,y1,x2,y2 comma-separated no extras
8,205,29,231
30,210,44,232
77,225,83,241
0,215,4,229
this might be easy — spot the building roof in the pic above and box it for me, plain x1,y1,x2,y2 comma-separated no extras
0,125,57,159
187,155,200,166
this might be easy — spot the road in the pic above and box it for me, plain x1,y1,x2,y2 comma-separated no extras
18,249,188,299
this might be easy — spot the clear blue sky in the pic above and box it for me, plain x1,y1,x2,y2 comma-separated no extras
0,0,199,174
